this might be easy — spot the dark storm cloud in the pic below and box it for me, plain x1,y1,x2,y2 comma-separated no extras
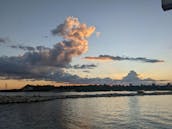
0,56,158,84
47,71,115,84
9,44,50,52
12,16,95,67
85,55,164,63
0,56,60,79
0,56,35,79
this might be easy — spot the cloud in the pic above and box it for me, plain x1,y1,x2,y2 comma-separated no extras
47,70,156,85
0,17,163,85
121,70,157,85
47,70,161,85
0,38,7,44
52,16,95,56
0,37,36,52
122,70,141,82
0,16,96,80
85,55,164,63
1,16,96,67
10,44,51,52
10,45,35,51
0,56,60,79
0,37,39,52
0,57,159,85
96,32,101,37
70,64,97,69
36,45,50,51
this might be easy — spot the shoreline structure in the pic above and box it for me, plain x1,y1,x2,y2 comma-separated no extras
0,91,172,104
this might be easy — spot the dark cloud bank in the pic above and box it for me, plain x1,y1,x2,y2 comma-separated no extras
69,64,97,69
0,17,164,85
85,55,164,63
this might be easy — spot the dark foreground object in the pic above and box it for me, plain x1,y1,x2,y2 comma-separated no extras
162,0,172,11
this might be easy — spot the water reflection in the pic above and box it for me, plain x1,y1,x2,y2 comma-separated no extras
127,96,141,129
0,95,172,129
60,99,93,129
0,101,65,129
60,97,132,129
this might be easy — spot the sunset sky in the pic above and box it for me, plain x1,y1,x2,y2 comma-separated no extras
0,0,172,89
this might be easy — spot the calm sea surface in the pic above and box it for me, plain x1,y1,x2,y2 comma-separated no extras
0,93,171,129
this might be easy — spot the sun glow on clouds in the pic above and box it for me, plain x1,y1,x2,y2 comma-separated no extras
0,16,96,83
84,56,112,62
85,55,164,63
0,15,170,87
0,79,62,90
0,79,90,90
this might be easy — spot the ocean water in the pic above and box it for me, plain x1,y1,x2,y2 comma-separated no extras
0,94,171,129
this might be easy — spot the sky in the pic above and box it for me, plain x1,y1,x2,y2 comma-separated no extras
0,0,172,89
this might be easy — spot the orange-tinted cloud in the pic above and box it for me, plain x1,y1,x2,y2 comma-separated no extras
85,55,164,63
85,56,112,61
0,17,96,81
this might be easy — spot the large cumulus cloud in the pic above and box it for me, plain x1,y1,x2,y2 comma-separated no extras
0,17,164,85
0,16,96,80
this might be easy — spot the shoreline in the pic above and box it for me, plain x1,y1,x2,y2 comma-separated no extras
0,91,172,104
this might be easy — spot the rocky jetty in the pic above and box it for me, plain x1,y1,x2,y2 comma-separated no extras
0,91,172,104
